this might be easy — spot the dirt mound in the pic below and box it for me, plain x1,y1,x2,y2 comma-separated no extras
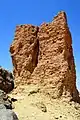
9,84,80,120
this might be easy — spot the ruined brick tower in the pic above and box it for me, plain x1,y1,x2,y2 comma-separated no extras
10,11,79,102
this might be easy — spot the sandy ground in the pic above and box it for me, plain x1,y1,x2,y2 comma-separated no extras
9,84,80,120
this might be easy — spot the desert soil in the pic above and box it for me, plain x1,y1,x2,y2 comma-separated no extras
9,84,80,120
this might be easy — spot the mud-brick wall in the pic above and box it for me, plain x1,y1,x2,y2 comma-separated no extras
10,11,79,101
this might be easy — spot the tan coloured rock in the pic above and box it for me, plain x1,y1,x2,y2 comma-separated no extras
10,11,79,102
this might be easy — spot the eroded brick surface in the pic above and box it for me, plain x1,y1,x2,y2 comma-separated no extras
10,11,79,101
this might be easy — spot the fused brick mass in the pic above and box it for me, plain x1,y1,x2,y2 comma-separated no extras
10,11,79,102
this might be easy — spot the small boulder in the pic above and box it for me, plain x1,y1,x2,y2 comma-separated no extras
0,89,12,109
0,104,18,120
0,67,14,93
